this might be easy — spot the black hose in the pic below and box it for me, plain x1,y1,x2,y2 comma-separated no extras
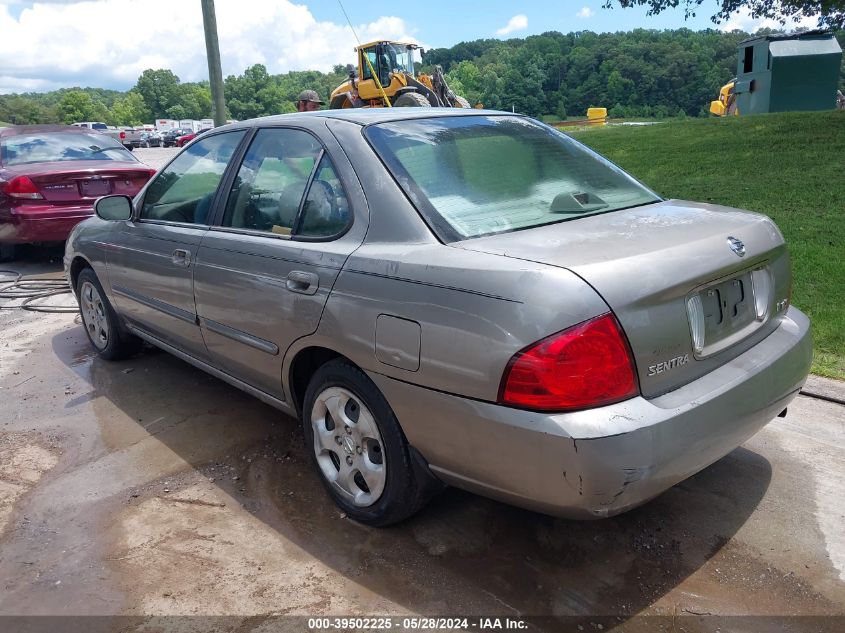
799,389,845,407
0,270,78,313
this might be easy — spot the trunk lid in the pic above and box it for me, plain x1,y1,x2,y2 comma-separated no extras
9,162,152,204
454,200,792,398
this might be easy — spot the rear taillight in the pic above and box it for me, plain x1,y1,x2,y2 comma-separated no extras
499,313,638,412
2,176,43,200
119,131,126,140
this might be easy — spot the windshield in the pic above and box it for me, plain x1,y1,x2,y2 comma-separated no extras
0,132,137,166
384,43,414,73
365,115,661,241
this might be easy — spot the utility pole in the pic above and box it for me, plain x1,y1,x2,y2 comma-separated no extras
200,0,226,127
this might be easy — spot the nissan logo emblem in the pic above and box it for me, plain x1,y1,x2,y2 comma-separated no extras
727,236,746,257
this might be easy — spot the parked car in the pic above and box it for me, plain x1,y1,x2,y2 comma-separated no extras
71,121,110,131
119,126,144,149
133,131,162,148
64,110,812,526
161,128,189,148
0,125,155,260
175,127,209,148
71,122,136,151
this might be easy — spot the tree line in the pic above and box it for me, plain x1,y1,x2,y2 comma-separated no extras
429,28,845,118
1,28,843,126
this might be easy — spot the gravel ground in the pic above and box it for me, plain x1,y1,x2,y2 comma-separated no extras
134,146,179,171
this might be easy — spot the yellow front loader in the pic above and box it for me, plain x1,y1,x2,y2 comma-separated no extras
329,41,470,109
710,79,739,116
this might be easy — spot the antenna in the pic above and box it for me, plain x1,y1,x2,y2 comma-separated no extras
336,0,392,107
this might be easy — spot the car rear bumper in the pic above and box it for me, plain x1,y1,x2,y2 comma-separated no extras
0,204,93,244
369,306,812,519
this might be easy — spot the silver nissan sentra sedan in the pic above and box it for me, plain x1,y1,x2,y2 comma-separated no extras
64,109,812,526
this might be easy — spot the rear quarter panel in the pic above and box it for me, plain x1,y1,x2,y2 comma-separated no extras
285,243,610,403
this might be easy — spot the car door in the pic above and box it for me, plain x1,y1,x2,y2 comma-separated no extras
107,130,246,360
192,126,366,400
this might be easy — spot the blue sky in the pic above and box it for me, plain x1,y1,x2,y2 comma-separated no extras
3,0,724,34
306,0,720,48
0,0,814,94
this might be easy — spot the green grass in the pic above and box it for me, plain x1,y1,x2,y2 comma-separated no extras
570,111,845,380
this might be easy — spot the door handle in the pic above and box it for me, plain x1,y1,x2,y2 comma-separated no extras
286,270,319,295
171,249,191,267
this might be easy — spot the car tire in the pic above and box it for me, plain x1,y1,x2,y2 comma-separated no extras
302,358,431,526
76,268,142,361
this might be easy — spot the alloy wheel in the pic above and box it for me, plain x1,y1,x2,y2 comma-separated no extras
79,281,110,349
310,386,386,507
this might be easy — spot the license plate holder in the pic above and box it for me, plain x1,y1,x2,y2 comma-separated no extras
698,272,755,345
79,179,111,197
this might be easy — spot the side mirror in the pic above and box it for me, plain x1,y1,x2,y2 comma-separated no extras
94,195,133,221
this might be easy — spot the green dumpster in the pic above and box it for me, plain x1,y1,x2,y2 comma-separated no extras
733,30,842,115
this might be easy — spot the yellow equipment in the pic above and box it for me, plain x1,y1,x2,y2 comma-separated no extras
329,41,470,109
710,79,739,116
586,107,607,126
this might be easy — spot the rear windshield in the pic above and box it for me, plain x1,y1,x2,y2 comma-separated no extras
0,132,136,166
365,115,661,241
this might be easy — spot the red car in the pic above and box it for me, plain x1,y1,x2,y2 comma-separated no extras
0,125,155,259
175,127,209,147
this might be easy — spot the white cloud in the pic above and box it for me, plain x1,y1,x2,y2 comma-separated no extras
719,6,820,32
495,14,528,36
0,0,422,94
576,7,595,19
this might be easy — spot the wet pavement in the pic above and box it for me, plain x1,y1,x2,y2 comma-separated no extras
1,248,844,632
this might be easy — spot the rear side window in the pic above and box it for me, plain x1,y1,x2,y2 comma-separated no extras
0,132,134,166
221,128,350,238
141,131,245,225
298,156,350,238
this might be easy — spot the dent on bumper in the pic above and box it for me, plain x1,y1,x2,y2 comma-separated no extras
369,307,812,519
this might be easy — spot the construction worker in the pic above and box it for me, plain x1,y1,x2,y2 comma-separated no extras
296,90,324,112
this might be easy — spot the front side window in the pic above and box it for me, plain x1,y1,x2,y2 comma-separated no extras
222,128,350,239
141,131,245,225
365,115,661,241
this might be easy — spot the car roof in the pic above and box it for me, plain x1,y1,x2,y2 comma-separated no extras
217,108,517,132
0,124,96,138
